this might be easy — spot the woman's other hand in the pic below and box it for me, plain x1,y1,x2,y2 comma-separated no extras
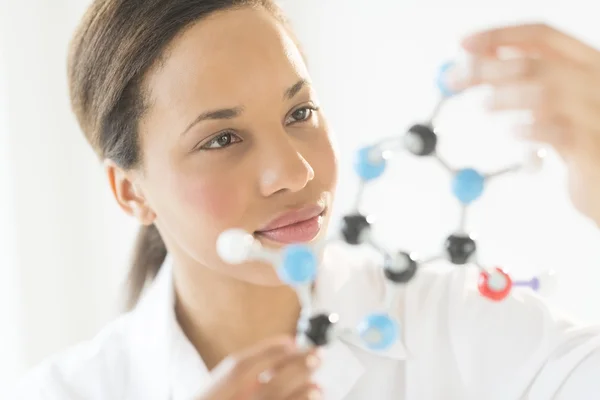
449,23,600,225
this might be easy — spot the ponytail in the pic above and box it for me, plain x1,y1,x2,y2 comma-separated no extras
126,224,167,310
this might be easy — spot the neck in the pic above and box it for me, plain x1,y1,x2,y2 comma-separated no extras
173,259,301,370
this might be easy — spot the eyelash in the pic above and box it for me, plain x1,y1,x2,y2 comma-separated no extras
198,105,319,151
285,104,319,125
200,130,242,150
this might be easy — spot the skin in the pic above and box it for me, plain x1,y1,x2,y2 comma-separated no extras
449,23,600,227
104,6,337,397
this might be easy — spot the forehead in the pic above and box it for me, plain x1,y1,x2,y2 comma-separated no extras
146,6,308,112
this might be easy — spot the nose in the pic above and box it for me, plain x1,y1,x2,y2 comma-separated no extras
258,136,315,197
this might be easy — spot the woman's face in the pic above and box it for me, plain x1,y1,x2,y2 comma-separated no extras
131,6,338,285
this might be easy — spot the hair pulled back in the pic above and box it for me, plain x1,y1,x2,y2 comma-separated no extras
68,0,284,308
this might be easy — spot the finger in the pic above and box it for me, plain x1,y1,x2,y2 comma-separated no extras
226,336,296,387
284,383,323,400
469,57,600,107
446,56,540,92
491,82,600,160
258,350,320,399
483,81,558,131
486,81,576,153
448,55,580,92
549,69,600,135
461,23,600,66
236,335,294,360
485,82,547,116
474,61,600,135
513,122,569,152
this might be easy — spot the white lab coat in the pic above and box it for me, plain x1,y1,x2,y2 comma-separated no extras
12,242,600,399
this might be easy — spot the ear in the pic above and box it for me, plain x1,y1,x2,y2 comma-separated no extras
104,159,156,226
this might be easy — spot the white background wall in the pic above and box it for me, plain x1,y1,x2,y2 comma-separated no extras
0,1,138,395
1,0,599,396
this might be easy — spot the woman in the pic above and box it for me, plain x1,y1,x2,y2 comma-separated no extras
13,1,600,399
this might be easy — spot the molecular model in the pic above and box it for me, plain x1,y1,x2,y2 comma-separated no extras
216,60,558,353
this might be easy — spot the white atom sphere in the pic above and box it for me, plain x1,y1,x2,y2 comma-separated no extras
216,228,255,264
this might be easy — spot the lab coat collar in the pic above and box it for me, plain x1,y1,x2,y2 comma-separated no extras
128,251,406,400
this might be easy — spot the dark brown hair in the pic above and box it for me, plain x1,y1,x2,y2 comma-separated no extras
67,0,285,309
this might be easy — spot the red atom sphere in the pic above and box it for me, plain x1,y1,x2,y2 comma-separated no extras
478,267,512,301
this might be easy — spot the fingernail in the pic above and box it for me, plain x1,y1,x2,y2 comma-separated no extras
306,354,321,370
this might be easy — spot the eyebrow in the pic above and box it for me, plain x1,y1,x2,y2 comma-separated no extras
181,107,242,136
181,79,309,136
284,79,308,100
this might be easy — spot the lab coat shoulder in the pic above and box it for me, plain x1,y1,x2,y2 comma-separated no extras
437,268,600,399
14,260,174,400
13,314,135,400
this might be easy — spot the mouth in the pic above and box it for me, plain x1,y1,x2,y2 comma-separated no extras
254,204,327,245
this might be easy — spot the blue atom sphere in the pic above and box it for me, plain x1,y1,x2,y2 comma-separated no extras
357,313,399,351
452,168,485,205
354,145,386,181
279,244,318,285
436,61,459,98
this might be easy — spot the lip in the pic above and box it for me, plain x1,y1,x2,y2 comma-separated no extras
256,204,326,232
255,206,327,246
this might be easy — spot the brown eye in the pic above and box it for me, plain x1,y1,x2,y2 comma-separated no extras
292,107,311,121
216,134,231,146
200,131,241,150
286,106,318,125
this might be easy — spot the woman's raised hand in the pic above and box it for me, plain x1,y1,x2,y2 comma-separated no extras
196,336,321,400
449,23,600,224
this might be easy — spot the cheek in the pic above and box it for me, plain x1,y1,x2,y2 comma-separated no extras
175,174,243,223
312,133,339,190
